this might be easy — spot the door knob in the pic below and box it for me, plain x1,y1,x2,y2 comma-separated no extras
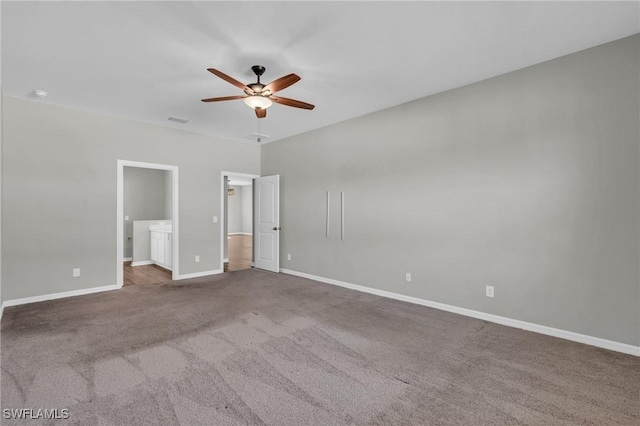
272,227,281,231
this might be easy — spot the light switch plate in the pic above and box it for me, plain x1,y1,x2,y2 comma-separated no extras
73,268,81,278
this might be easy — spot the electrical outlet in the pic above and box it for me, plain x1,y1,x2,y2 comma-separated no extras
73,268,80,278
213,216,218,223
287,253,291,261
124,215,129,221
405,272,412,282
195,255,200,263
486,285,494,298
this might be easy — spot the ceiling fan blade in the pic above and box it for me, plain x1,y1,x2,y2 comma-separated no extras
264,74,301,94
271,96,315,110
207,68,250,91
201,95,246,102
255,108,267,119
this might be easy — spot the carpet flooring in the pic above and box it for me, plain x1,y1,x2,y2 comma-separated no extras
1,269,638,425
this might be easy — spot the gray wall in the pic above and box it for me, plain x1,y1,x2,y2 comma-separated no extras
0,86,3,306
261,35,640,346
241,185,253,234
123,167,169,259
227,185,243,234
2,97,259,300
163,169,173,220
227,185,252,234
223,177,228,260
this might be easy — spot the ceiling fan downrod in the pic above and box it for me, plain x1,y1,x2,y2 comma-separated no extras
251,65,266,84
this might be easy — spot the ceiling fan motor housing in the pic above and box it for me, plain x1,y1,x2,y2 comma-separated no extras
251,65,266,77
248,65,267,94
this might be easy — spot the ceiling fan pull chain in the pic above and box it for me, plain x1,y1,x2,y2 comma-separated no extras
256,118,261,143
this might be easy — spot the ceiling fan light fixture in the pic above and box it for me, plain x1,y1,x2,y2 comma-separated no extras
203,66,313,116
244,95,272,110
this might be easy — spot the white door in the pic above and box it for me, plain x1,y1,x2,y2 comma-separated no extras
254,175,280,272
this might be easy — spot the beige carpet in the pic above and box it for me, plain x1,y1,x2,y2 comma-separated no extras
1,269,638,425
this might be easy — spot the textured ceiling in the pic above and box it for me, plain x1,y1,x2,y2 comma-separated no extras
2,1,639,143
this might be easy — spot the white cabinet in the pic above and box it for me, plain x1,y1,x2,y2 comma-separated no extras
150,231,172,270
150,232,159,263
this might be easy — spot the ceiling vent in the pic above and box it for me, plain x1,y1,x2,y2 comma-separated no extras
244,132,270,143
168,116,191,124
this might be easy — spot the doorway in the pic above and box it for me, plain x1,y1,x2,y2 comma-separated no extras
221,172,258,272
117,160,179,288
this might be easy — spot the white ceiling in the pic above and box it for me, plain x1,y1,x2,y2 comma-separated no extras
2,1,638,143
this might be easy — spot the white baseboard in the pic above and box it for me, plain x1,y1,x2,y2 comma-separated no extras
280,268,640,357
175,269,222,280
228,232,252,236
0,267,220,317
122,257,132,262
131,260,154,267
1,284,121,320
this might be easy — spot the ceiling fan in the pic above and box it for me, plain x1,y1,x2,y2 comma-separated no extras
202,65,315,118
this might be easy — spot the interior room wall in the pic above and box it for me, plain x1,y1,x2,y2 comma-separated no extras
261,35,640,346
163,169,172,220
241,185,253,234
227,185,243,234
223,177,228,261
0,85,3,309
123,167,167,259
227,185,252,235
2,98,259,300
1,7,4,311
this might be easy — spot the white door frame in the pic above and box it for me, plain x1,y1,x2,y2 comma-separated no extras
117,160,179,287
220,171,259,271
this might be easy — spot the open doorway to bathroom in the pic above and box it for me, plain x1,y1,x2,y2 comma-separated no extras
117,160,179,288
123,166,173,286
222,172,258,272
